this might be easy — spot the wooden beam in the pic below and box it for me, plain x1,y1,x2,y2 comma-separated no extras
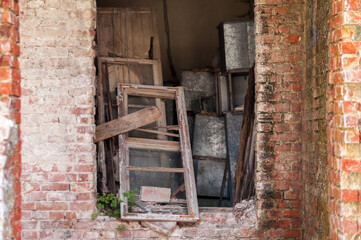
126,166,184,173
126,137,180,152
124,87,176,100
95,106,161,143
135,128,180,137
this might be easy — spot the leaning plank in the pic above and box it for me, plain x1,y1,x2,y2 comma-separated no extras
126,166,184,173
96,59,108,193
95,106,161,143
126,138,180,152
124,87,176,100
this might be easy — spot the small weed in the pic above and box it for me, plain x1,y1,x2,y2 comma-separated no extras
91,213,98,220
96,193,123,219
117,225,126,232
96,189,138,218
122,189,138,212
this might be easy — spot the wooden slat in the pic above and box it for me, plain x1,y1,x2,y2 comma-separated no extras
126,137,180,152
175,87,199,220
127,166,184,173
144,125,179,130
96,59,108,193
99,57,157,65
134,128,180,138
95,106,161,143
124,87,176,100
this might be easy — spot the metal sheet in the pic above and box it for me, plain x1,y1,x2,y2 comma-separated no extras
225,112,243,188
218,21,255,71
180,71,216,113
195,159,228,197
192,114,227,159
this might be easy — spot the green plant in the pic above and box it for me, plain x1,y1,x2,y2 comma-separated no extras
96,193,123,218
117,225,126,232
91,213,99,220
95,189,138,218
122,189,138,211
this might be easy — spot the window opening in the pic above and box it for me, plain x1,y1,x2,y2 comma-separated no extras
95,1,256,214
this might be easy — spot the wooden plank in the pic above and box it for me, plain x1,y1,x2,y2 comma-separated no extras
126,138,180,152
126,166,184,173
121,213,199,222
103,63,116,193
234,67,255,204
95,106,161,143
134,128,180,138
118,86,129,218
124,87,176,100
170,183,185,199
144,125,179,130
96,60,108,193
140,186,171,202
99,57,158,65
175,87,199,220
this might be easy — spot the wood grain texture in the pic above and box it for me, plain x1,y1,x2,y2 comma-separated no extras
127,166,184,173
234,67,255,204
97,8,161,60
95,106,161,142
126,137,180,152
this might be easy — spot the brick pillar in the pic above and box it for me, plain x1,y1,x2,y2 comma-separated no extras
328,0,361,238
254,0,304,238
0,0,21,239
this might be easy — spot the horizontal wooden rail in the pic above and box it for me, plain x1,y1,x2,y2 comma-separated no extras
126,166,184,173
126,137,180,152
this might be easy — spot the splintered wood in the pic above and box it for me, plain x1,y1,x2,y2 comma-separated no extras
118,84,199,222
95,106,161,142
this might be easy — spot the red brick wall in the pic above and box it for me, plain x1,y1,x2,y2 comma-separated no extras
16,0,361,239
254,0,304,238
302,0,331,239
0,0,21,239
328,0,361,238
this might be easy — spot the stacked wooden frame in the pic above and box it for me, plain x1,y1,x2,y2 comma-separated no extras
118,84,199,222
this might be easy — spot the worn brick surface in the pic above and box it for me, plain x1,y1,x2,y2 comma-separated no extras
15,0,361,239
0,0,21,239
19,0,97,238
254,0,304,238
302,0,331,239
327,0,361,239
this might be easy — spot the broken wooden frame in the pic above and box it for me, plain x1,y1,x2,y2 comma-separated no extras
96,57,167,194
118,84,199,222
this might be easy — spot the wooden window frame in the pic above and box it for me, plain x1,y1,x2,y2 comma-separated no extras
117,84,199,222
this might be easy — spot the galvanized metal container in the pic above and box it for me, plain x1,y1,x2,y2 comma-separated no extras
218,21,255,71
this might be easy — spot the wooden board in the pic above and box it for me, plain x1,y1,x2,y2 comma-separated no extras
140,186,171,203
95,106,161,142
97,8,161,60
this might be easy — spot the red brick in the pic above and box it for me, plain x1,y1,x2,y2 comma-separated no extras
284,210,301,218
41,183,68,191
342,189,359,202
342,159,361,172
49,212,64,220
284,230,300,238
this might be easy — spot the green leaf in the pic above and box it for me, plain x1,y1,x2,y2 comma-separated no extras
117,225,126,232
91,213,99,220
